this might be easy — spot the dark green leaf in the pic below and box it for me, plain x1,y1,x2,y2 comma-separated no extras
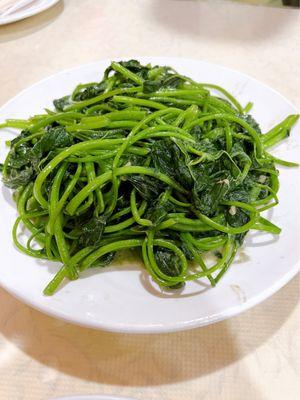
151,139,193,189
126,174,166,201
10,130,30,146
30,126,73,170
143,73,184,94
53,95,72,112
8,143,31,169
192,178,230,216
143,80,161,94
79,216,106,247
225,207,249,228
3,167,33,188
239,114,262,134
154,248,182,277
144,202,169,225
90,252,115,268
73,81,107,101
119,60,145,72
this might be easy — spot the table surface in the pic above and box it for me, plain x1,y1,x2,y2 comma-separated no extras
0,1,299,399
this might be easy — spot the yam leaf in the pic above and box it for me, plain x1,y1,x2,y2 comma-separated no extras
79,216,106,247
151,139,193,189
154,248,181,277
126,175,166,201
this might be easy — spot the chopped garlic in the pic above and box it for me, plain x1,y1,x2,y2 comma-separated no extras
218,178,230,186
258,175,267,184
229,206,237,216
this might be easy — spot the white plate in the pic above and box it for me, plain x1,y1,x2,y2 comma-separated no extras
0,0,60,25
0,57,299,333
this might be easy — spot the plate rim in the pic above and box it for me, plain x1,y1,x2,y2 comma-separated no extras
0,0,60,25
0,57,299,334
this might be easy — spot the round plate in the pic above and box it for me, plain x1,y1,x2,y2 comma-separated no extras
0,57,299,333
0,0,60,25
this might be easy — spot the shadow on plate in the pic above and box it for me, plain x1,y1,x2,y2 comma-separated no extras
149,0,299,42
1,185,15,209
0,0,64,43
39,259,210,298
0,274,298,386
139,269,211,298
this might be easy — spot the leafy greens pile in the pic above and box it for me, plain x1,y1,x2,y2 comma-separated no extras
0,60,299,295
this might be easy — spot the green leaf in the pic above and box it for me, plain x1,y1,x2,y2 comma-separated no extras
144,202,170,226
239,114,262,134
9,143,31,169
143,73,184,94
73,81,107,101
30,126,73,170
53,95,72,112
90,252,115,268
192,178,230,216
3,167,34,189
79,216,106,247
126,175,166,201
154,248,181,277
152,139,193,189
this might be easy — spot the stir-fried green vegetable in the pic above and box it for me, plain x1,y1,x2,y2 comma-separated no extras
0,60,299,295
